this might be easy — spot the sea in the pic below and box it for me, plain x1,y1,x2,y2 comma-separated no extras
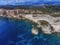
0,17,60,45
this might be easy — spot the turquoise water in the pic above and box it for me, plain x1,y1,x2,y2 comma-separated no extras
0,17,60,45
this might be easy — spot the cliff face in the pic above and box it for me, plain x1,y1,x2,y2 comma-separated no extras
0,8,60,35
24,14,60,35
0,9,22,15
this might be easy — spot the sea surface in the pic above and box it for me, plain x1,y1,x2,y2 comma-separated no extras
0,17,60,45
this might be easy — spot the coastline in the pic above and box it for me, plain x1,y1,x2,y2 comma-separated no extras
0,14,60,35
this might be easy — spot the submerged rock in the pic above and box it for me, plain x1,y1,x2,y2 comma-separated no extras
32,28,39,35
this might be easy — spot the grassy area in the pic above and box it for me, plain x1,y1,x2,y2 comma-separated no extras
39,20,49,26
31,7,54,14
51,14,60,17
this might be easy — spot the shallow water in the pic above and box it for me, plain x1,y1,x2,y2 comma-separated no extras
0,17,60,45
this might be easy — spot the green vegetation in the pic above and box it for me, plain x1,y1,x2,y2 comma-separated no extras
31,7,54,14
39,20,49,26
13,5,60,14
51,14,60,17
31,5,60,14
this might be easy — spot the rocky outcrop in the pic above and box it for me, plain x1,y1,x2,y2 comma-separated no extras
23,14,60,35
38,20,54,34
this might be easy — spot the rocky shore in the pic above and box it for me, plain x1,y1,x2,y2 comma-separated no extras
22,14,60,35
0,9,60,35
